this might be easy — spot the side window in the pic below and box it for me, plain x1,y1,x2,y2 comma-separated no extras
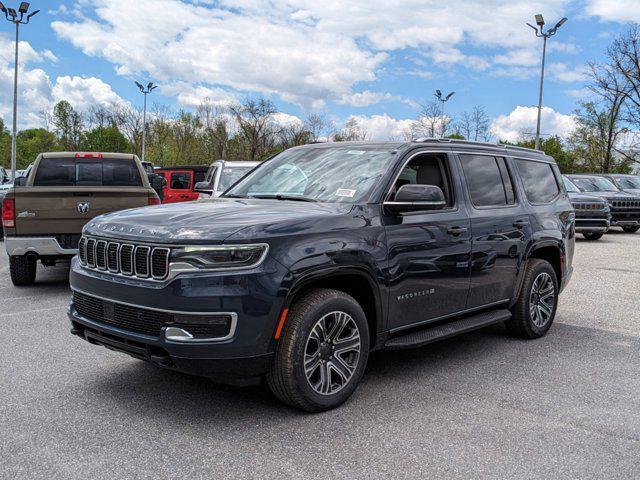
516,159,560,204
171,172,191,190
460,155,516,207
391,154,454,207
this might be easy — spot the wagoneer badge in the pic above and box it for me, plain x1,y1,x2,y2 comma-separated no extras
77,202,90,214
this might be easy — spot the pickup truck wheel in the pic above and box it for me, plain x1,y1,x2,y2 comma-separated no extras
9,255,37,286
582,232,603,240
622,226,640,233
506,259,558,339
267,288,369,412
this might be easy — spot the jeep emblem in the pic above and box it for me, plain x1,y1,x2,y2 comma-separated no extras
77,202,90,214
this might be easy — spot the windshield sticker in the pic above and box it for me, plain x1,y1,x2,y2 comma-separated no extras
336,188,356,197
346,150,366,155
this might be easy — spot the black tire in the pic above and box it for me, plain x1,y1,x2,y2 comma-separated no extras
582,232,603,240
267,288,370,412
9,255,37,286
622,225,640,233
506,259,558,339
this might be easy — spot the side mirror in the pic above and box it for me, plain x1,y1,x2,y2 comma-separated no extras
14,177,27,187
194,181,213,196
384,184,447,213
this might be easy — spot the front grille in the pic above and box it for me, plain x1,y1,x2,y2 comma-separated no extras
572,202,605,210
609,199,640,209
72,291,233,339
78,236,169,280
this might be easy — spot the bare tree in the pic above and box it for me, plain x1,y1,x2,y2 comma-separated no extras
111,104,145,156
304,113,330,142
457,106,491,141
410,100,452,139
334,118,369,141
228,98,278,160
197,99,230,160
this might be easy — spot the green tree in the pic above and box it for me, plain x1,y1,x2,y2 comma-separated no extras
16,128,59,168
510,136,577,173
0,118,11,169
80,126,131,153
52,100,83,150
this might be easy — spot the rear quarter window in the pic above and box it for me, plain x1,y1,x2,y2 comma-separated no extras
515,159,560,204
33,158,143,187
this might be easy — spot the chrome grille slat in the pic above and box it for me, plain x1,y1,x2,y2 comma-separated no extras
96,241,108,270
79,236,169,281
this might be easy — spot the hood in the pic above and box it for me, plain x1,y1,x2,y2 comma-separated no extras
619,188,640,196
578,191,639,201
567,192,608,204
83,197,354,244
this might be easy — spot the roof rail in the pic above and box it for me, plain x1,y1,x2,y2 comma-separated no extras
413,137,546,156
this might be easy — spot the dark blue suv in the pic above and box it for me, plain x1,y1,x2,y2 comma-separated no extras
68,139,574,411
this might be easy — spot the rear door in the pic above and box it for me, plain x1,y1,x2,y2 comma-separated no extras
458,153,530,308
164,170,194,203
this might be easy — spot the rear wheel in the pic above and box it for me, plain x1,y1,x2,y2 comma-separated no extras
582,232,603,240
9,255,37,286
267,288,369,412
622,225,640,233
506,259,558,339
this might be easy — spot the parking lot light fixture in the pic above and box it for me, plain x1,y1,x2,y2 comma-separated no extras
1,1,38,183
135,81,157,163
434,90,455,138
528,14,568,150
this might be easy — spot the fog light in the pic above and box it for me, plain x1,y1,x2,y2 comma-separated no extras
165,327,194,341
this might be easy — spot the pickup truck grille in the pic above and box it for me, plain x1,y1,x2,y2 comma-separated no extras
78,236,170,280
610,199,640,208
572,202,606,210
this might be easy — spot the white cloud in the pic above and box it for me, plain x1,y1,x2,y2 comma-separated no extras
0,35,124,129
338,91,394,107
347,114,414,141
162,83,239,108
51,0,575,108
549,63,588,83
52,76,126,111
491,106,576,142
587,0,640,23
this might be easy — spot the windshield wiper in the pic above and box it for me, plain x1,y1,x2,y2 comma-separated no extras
249,194,317,202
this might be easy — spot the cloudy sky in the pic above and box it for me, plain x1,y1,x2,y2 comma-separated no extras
0,0,639,141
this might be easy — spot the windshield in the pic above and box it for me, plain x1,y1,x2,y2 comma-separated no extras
570,176,619,192
563,177,580,193
613,175,640,190
226,146,396,203
219,166,254,191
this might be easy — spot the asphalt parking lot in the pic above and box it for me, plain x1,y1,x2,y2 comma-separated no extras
1,232,639,479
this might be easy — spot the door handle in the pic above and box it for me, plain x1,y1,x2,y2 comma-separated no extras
447,226,468,236
513,219,530,228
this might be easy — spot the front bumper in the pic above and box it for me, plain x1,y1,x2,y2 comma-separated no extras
5,236,77,257
574,216,610,233
68,256,287,384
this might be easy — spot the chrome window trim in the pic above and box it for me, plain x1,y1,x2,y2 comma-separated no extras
71,287,238,342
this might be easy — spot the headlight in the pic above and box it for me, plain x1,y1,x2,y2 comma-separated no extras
170,244,268,270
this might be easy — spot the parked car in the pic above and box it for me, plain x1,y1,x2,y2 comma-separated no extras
596,173,640,196
2,152,160,286
155,165,208,203
140,161,167,202
562,176,611,240
566,174,640,233
68,139,574,412
195,160,259,198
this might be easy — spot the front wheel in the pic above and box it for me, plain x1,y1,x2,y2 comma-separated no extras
506,259,558,339
582,232,604,240
267,288,369,412
622,225,640,233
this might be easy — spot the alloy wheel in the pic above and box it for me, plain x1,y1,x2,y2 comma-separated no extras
529,272,556,328
304,311,361,396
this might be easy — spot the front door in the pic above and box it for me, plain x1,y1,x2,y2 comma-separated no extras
457,153,530,308
384,152,472,331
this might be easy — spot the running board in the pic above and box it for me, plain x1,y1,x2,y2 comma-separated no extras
384,309,512,350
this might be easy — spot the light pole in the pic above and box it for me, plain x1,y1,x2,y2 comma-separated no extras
528,14,568,150
1,2,39,182
135,81,157,163
434,90,455,138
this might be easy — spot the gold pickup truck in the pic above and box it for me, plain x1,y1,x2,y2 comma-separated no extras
1,152,160,286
